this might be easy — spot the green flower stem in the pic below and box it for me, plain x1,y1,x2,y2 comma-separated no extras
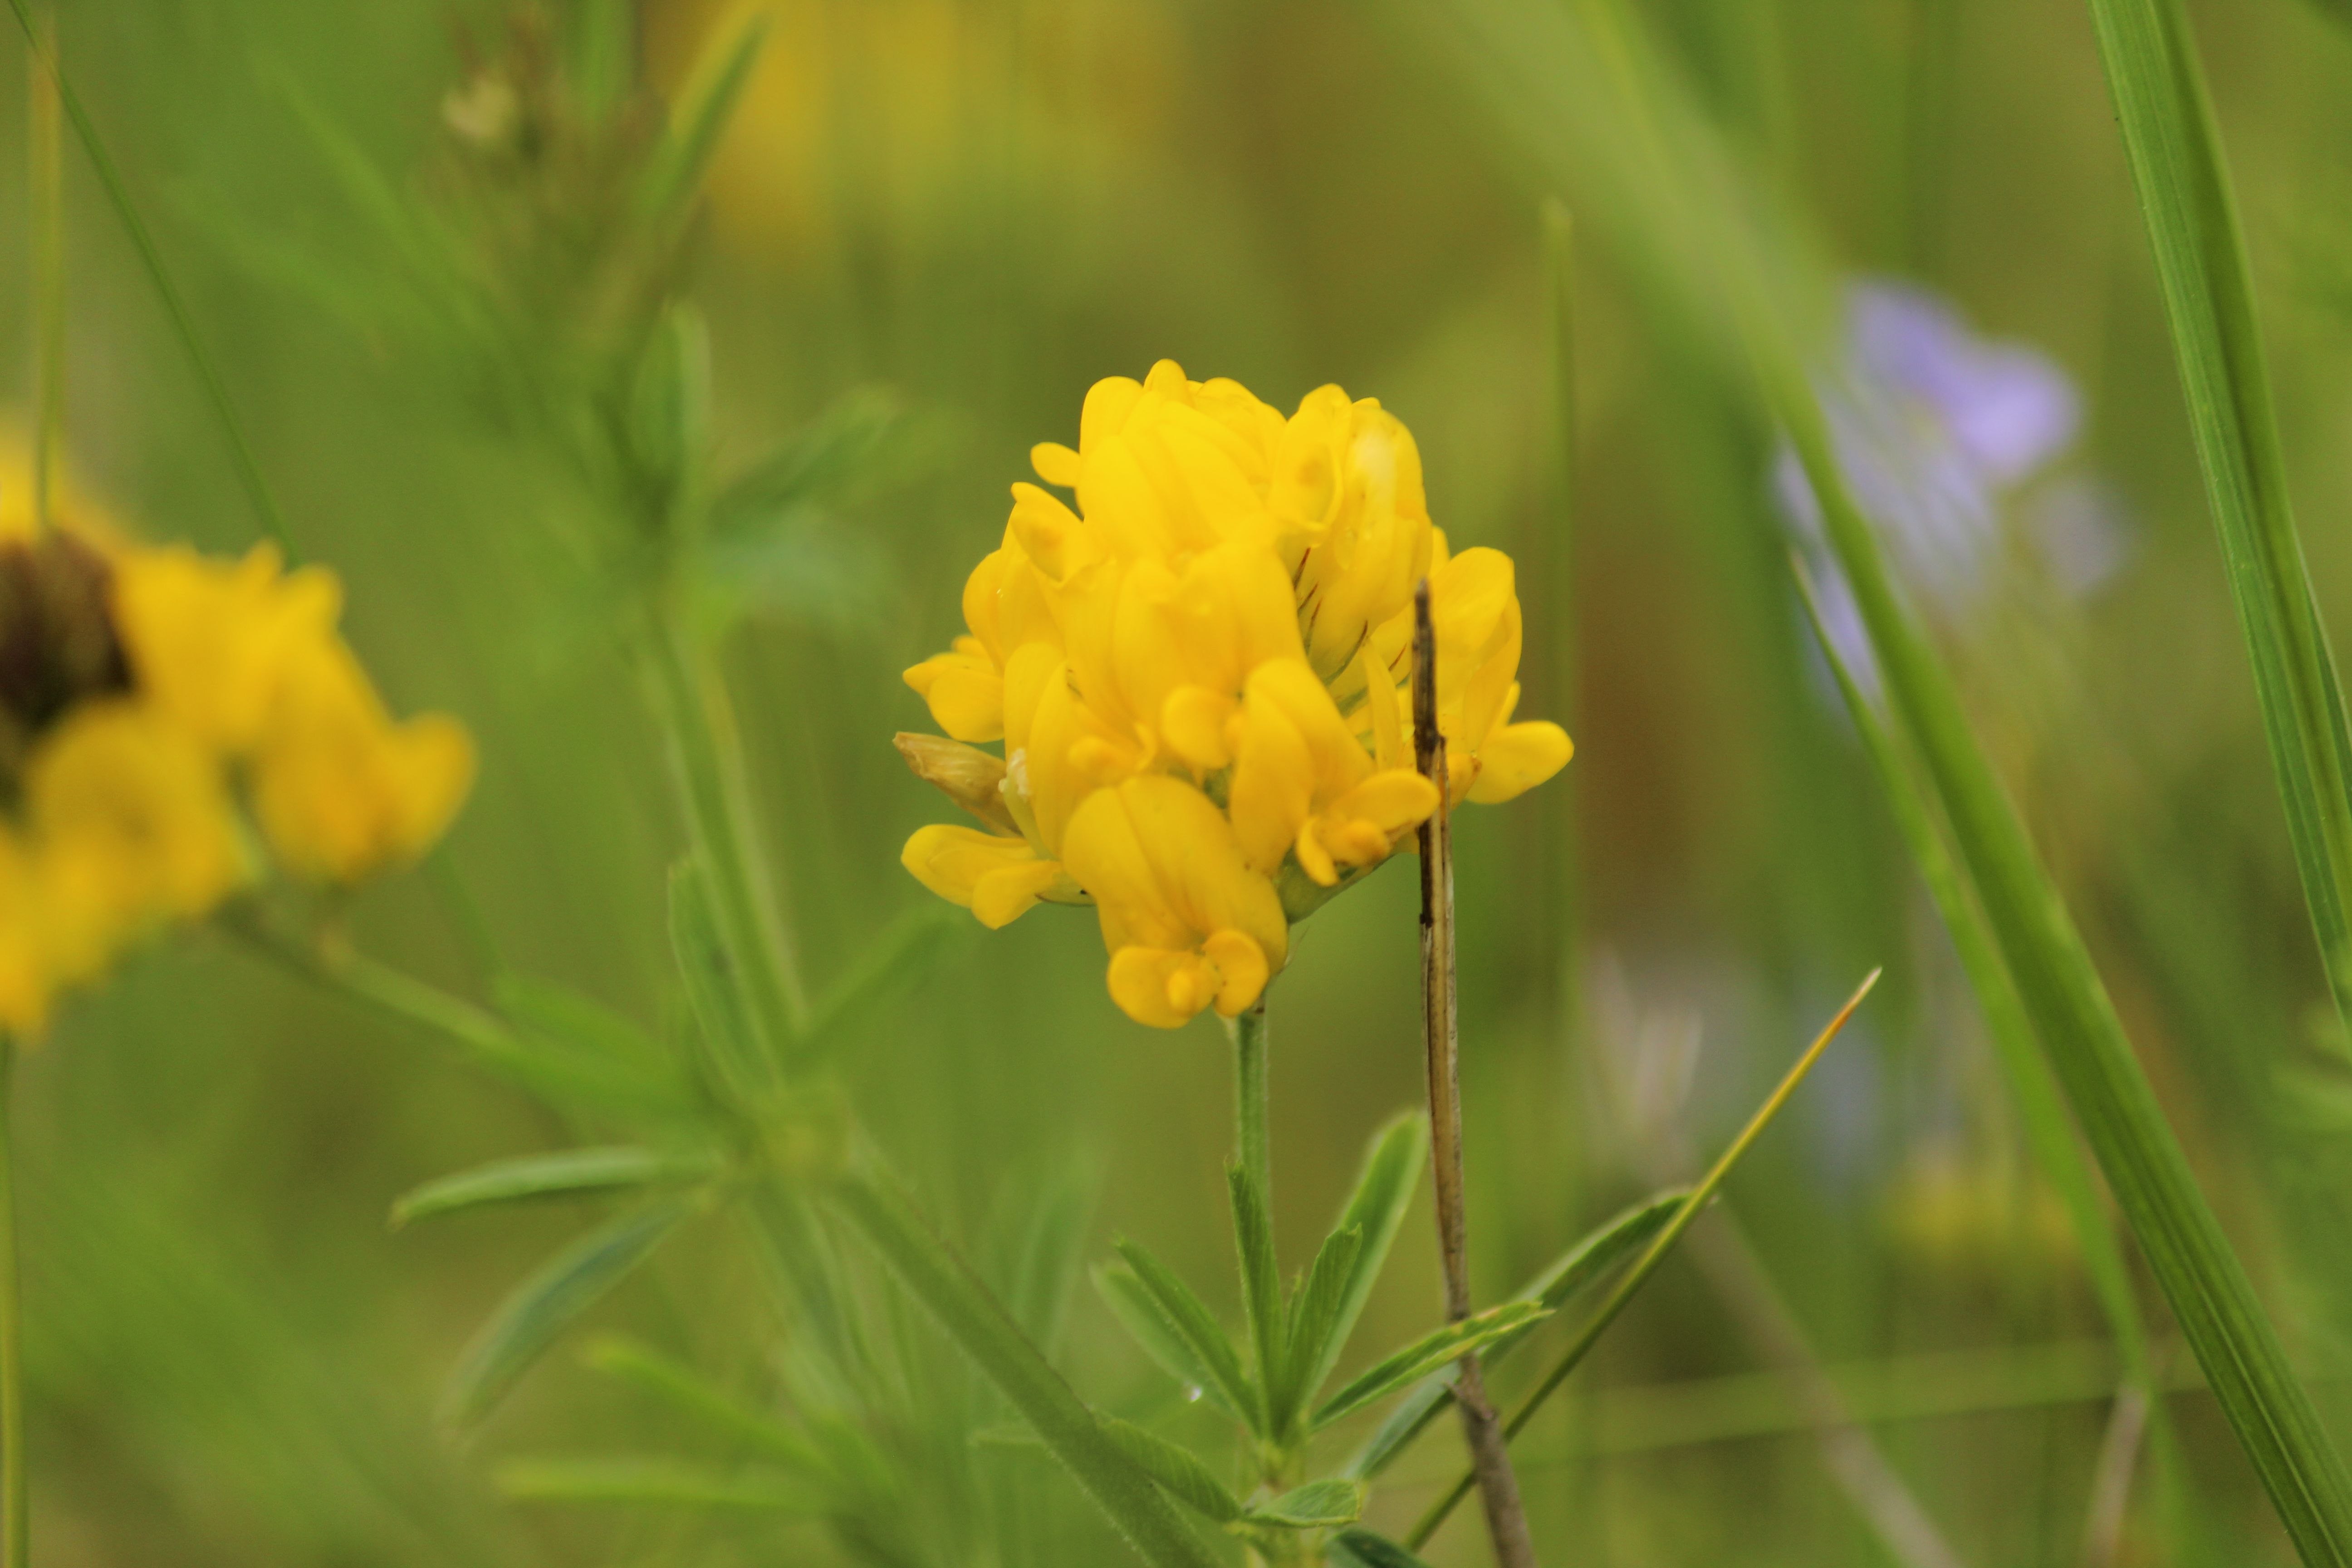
0,1040,26,1568
639,608,810,1074
829,1155,1223,1568
1230,1003,1271,1214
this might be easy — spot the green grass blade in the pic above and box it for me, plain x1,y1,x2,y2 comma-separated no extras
1346,1188,1684,1480
391,1147,711,1228
1310,1303,1547,1431
441,1196,695,1428
494,1455,823,1512
1100,1418,1245,1524
831,1160,1225,1568
2083,0,2352,1037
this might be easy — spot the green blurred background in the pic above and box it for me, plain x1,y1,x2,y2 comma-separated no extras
11,0,2352,1561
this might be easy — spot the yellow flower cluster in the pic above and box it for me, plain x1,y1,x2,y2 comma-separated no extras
0,491,475,1036
897,362,1571,1029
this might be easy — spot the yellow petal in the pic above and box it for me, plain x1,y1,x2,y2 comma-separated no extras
1465,720,1573,804
1332,769,1441,837
901,824,1058,927
905,638,1006,744
1007,482,1094,583
1030,441,1082,488
1161,684,1238,771
28,699,245,946
1107,946,1210,1029
1201,929,1271,1017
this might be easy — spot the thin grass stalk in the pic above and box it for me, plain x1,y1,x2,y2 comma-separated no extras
2080,0,2352,1040
5,0,294,555
1409,968,1878,1547
0,1042,24,1568
1412,582,1538,1568
1790,560,2193,1553
27,0,59,538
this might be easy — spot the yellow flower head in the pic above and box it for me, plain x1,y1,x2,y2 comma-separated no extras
0,487,476,1034
896,364,1572,1028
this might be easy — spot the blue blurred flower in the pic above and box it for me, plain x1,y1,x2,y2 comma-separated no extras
1774,281,2122,696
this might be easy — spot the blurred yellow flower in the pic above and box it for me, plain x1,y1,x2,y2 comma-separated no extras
251,640,476,885
895,362,1572,1028
0,482,475,1035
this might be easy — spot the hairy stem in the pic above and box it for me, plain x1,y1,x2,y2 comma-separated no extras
1413,581,1539,1568
1230,1003,1271,1215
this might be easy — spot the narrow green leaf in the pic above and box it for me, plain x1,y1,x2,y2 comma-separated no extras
1101,1418,1244,1524
707,387,909,543
1346,1188,1685,1480
802,902,965,1057
1298,1114,1427,1403
282,944,701,1127
581,1335,837,1482
1107,1241,1257,1423
1228,1163,1286,1432
392,1147,711,1228
628,304,713,512
1312,1303,1548,1431
637,9,769,223
493,974,670,1072
1328,1529,1441,1568
831,1163,1225,1568
495,1455,822,1512
441,1197,693,1428
1244,1477,1367,1530
1279,1226,1362,1421
2083,0,2352,1039
1094,1264,1248,1424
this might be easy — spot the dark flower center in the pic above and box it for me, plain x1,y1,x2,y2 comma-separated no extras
0,532,132,788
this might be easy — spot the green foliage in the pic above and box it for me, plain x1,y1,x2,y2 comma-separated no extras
1311,1304,1548,1430
441,1196,697,1428
390,1147,713,1228
2083,0,2352,1039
